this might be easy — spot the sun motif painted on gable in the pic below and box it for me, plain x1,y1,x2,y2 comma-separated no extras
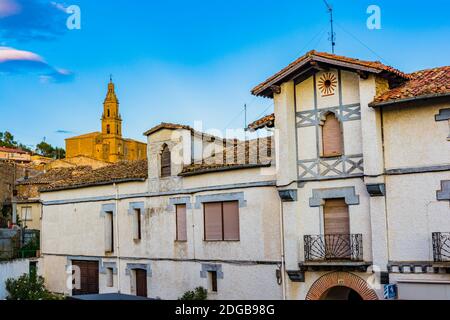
318,73,338,97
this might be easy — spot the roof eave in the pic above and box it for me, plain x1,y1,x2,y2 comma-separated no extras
179,163,272,177
370,92,450,108
251,56,396,98
40,177,147,193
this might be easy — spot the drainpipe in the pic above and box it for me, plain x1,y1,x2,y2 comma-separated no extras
279,200,287,300
114,183,121,293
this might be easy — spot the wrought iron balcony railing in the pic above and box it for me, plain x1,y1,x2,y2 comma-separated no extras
432,232,450,262
304,234,363,262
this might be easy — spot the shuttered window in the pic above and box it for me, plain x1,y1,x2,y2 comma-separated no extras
204,201,240,241
105,211,114,253
324,199,350,235
161,145,171,177
223,201,240,240
176,204,187,241
322,113,343,157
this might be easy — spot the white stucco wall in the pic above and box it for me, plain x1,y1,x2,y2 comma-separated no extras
386,172,450,262
0,259,31,299
383,102,450,169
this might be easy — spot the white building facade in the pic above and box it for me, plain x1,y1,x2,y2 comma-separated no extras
40,51,450,300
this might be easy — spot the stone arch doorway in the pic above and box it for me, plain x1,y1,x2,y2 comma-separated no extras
306,272,378,300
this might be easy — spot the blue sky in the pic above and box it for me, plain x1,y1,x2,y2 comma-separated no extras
0,0,449,148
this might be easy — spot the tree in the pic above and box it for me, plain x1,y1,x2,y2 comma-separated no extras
35,141,66,159
0,131,32,153
179,287,208,300
5,272,63,300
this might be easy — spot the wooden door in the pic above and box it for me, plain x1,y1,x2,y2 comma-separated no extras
72,260,99,296
324,199,350,259
135,269,148,297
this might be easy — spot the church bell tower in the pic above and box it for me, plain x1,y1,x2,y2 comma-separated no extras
102,77,122,137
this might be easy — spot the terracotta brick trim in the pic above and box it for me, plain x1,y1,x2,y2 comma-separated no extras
306,272,378,300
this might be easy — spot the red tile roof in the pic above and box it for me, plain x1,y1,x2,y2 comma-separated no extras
181,137,274,176
0,146,29,154
248,113,275,131
252,50,410,98
371,66,450,106
41,160,148,191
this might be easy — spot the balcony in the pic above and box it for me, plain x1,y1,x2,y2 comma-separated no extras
432,232,450,263
301,234,368,272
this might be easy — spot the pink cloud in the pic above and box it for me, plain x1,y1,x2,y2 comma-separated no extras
0,46,74,83
0,46,44,63
0,0,21,18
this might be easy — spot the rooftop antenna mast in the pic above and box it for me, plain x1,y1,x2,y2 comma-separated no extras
323,0,336,53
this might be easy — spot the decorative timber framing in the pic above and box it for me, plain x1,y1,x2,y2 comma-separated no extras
296,103,361,128
309,186,360,207
295,70,364,182
200,263,224,279
194,192,247,209
298,155,364,181
437,181,450,202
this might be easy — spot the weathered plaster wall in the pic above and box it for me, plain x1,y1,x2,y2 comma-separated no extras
386,171,450,262
0,259,31,299
383,102,450,169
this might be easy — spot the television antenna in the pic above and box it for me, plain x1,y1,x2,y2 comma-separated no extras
323,0,336,53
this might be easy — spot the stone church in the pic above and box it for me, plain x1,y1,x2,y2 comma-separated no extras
65,79,147,163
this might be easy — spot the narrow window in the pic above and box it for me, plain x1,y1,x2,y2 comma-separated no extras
21,207,32,221
204,201,240,241
322,113,343,157
107,109,110,117
161,144,171,177
208,271,218,292
107,124,111,134
176,204,187,241
106,268,114,287
105,211,114,253
133,209,142,241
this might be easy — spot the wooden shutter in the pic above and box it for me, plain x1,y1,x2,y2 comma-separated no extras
324,199,350,235
204,202,223,241
223,201,240,241
161,145,171,177
176,204,187,241
72,260,99,296
135,269,148,297
322,113,343,157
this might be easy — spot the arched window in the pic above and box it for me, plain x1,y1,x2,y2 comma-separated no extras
107,124,111,134
161,144,171,177
322,113,343,157
107,109,110,117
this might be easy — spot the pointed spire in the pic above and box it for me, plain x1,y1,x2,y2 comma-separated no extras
105,76,118,103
